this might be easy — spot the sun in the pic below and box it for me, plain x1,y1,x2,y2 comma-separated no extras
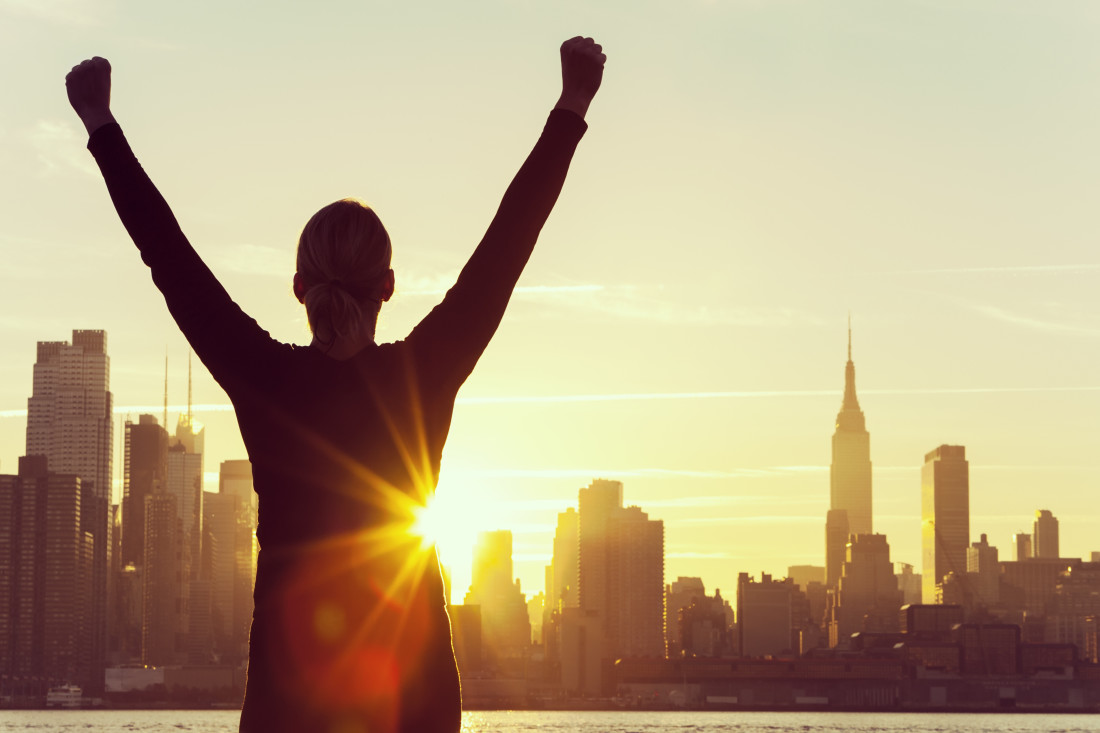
407,479,492,603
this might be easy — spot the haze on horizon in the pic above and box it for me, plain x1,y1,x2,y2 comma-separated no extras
1,0,1098,602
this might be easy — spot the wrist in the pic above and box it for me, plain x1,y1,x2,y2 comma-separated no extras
554,93,591,120
79,109,116,137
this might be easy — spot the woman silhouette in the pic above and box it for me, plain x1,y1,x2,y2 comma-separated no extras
67,37,605,733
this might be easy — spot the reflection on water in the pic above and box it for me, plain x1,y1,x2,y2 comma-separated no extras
2,710,1100,732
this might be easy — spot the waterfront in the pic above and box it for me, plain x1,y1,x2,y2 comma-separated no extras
2,711,1100,732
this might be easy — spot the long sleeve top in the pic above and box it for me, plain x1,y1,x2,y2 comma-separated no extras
88,109,587,733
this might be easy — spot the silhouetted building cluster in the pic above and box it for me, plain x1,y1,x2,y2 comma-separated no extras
3,325,1099,710
0,332,255,704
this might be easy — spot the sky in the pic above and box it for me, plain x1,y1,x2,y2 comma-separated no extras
1,0,1099,604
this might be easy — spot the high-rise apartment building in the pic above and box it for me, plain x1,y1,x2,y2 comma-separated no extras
204,460,255,665
606,506,664,658
576,480,664,660
967,533,1000,607
0,456,90,690
142,492,182,665
1033,509,1060,559
464,530,531,660
829,534,901,647
577,479,622,632
24,330,112,692
737,573,796,657
1013,532,1033,562
547,507,579,614
830,326,872,540
825,508,850,589
121,415,168,568
921,445,970,603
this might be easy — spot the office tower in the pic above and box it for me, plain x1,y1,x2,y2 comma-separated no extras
547,507,579,614
205,460,255,665
895,563,922,606
24,330,112,692
825,509,850,589
829,534,902,647
787,565,826,590
665,577,706,658
830,324,873,538
577,479,622,629
577,480,664,660
1013,532,1033,562
678,589,733,658
966,533,1000,607
737,573,796,657
1049,562,1100,658
0,457,89,690
142,492,183,665
121,415,168,567
607,506,665,658
921,445,970,603
1033,509,1060,559
464,530,531,660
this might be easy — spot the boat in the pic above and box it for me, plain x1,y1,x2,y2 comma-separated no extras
45,684,83,708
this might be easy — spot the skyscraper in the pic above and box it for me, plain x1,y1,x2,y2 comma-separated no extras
828,533,902,647
577,479,623,632
548,507,579,614
577,480,664,660
216,460,256,663
830,323,872,538
1033,509,1060,559
24,330,112,692
121,415,168,568
921,445,970,603
0,457,89,691
606,506,664,658
825,508,850,589
464,530,531,660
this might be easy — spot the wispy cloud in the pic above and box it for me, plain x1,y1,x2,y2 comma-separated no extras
897,264,1100,275
0,0,108,25
969,302,1100,337
5,385,1100,419
667,551,749,560
29,120,98,178
396,273,820,327
211,244,292,278
677,515,824,526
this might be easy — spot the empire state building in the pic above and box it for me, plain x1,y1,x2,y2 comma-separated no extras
827,324,872,584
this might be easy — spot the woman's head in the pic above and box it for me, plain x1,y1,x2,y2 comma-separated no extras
294,199,394,347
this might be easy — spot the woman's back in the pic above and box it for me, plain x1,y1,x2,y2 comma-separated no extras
236,341,461,732
68,36,605,733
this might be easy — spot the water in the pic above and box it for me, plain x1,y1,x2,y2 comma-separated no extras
0,711,1098,732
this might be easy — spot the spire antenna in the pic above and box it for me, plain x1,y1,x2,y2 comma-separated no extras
187,350,193,428
163,349,169,429
847,313,852,362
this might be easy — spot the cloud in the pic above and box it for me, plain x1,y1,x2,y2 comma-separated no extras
0,0,107,25
667,551,749,560
968,302,1100,337
897,264,1100,275
676,515,825,525
5,385,1100,419
211,243,293,278
29,120,98,178
395,273,820,327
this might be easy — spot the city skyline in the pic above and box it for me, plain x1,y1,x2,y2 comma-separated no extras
2,326,1097,609
2,1,1100,605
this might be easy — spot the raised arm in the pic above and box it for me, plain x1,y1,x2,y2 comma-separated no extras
67,57,278,395
408,37,606,387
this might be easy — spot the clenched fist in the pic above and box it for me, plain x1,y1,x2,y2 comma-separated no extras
555,37,606,119
66,56,116,136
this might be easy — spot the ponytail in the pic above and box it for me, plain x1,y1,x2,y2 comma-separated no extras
296,199,392,346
